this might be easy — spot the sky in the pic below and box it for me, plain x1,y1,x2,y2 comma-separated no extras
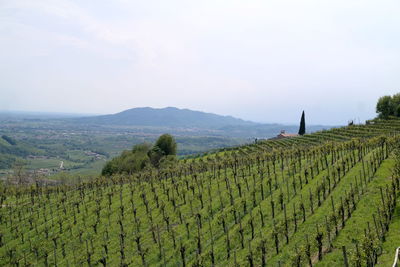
0,0,399,125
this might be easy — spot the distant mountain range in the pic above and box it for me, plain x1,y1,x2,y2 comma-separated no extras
73,107,332,138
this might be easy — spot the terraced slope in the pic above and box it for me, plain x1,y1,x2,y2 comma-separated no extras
1,119,400,266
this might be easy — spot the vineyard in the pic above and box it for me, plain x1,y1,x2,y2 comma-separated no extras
1,119,400,266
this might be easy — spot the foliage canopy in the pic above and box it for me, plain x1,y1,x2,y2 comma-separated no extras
376,93,400,118
101,134,177,175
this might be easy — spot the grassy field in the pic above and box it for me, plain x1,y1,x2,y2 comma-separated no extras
0,119,399,266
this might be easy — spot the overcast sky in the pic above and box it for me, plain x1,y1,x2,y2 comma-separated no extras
1,0,399,125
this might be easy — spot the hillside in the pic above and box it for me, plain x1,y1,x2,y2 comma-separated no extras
1,119,399,266
0,135,43,169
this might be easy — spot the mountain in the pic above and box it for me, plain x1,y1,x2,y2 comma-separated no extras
71,107,333,139
75,107,258,128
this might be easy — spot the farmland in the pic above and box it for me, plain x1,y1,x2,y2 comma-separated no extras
0,118,399,266
0,109,330,179
0,115,247,179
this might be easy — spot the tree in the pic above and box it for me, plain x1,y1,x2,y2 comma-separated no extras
298,111,306,135
391,93,400,116
101,158,119,176
154,134,177,156
120,151,150,174
376,95,393,119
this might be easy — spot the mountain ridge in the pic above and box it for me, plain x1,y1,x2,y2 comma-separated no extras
75,106,261,128
70,106,334,138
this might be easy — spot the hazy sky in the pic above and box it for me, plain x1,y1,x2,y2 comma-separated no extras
1,0,399,124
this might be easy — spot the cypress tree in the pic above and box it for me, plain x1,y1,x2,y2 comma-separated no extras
298,111,306,135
